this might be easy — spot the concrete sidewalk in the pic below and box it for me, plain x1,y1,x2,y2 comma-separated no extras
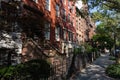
72,54,117,80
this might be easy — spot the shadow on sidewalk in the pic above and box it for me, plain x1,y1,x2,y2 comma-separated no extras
71,53,116,80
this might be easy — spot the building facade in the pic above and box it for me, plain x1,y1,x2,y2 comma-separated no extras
22,0,78,56
0,0,96,79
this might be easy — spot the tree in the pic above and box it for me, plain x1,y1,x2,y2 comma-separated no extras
93,34,114,52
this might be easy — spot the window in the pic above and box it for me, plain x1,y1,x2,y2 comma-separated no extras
56,4,59,17
60,0,63,3
63,29,67,41
70,6,74,13
71,20,73,26
61,9,66,21
33,0,38,3
44,22,50,40
68,0,70,7
68,14,70,22
60,28,63,39
55,26,60,41
68,31,71,41
64,0,66,5
71,33,73,41
68,32,73,41
45,0,51,11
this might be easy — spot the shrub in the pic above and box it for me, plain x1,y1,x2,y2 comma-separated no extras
84,43,93,54
109,56,116,60
0,59,54,80
106,64,120,79
0,66,15,79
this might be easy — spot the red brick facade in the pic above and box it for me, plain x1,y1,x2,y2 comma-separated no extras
22,0,76,54
21,0,96,57
0,0,96,79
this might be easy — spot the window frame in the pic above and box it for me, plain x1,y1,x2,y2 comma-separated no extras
56,4,60,17
63,29,67,41
61,9,66,21
45,0,51,11
44,22,50,40
55,25,60,41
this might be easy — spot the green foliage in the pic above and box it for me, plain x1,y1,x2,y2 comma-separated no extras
106,64,120,79
73,46,83,55
88,0,120,12
84,43,93,53
91,12,103,22
109,56,116,61
92,47,98,52
0,59,53,80
89,0,120,48
0,66,15,79
92,33,114,50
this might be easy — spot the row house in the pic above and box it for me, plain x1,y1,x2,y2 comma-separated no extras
75,1,96,44
0,0,96,61
88,17,96,39
21,0,77,60
22,0,77,78
0,0,96,62
0,0,96,79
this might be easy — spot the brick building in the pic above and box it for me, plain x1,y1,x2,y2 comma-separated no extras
21,0,78,57
75,1,96,44
0,0,96,79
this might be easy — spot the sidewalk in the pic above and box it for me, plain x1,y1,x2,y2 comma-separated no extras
72,53,117,80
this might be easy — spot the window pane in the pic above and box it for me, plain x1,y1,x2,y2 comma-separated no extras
56,4,59,17
45,0,50,11
55,26,60,41
61,9,66,21
44,22,50,40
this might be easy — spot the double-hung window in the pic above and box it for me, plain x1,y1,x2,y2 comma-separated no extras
56,4,59,17
55,26,60,41
68,14,70,22
44,22,50,40
68,0,70,7
68,31,73,41
68,31,71,41
63,29,67,41
61,9,66,21
45,0,51,11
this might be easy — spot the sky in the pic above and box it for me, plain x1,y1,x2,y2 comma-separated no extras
75,0,83,10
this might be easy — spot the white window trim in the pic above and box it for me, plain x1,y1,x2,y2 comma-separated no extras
45,0,51,11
